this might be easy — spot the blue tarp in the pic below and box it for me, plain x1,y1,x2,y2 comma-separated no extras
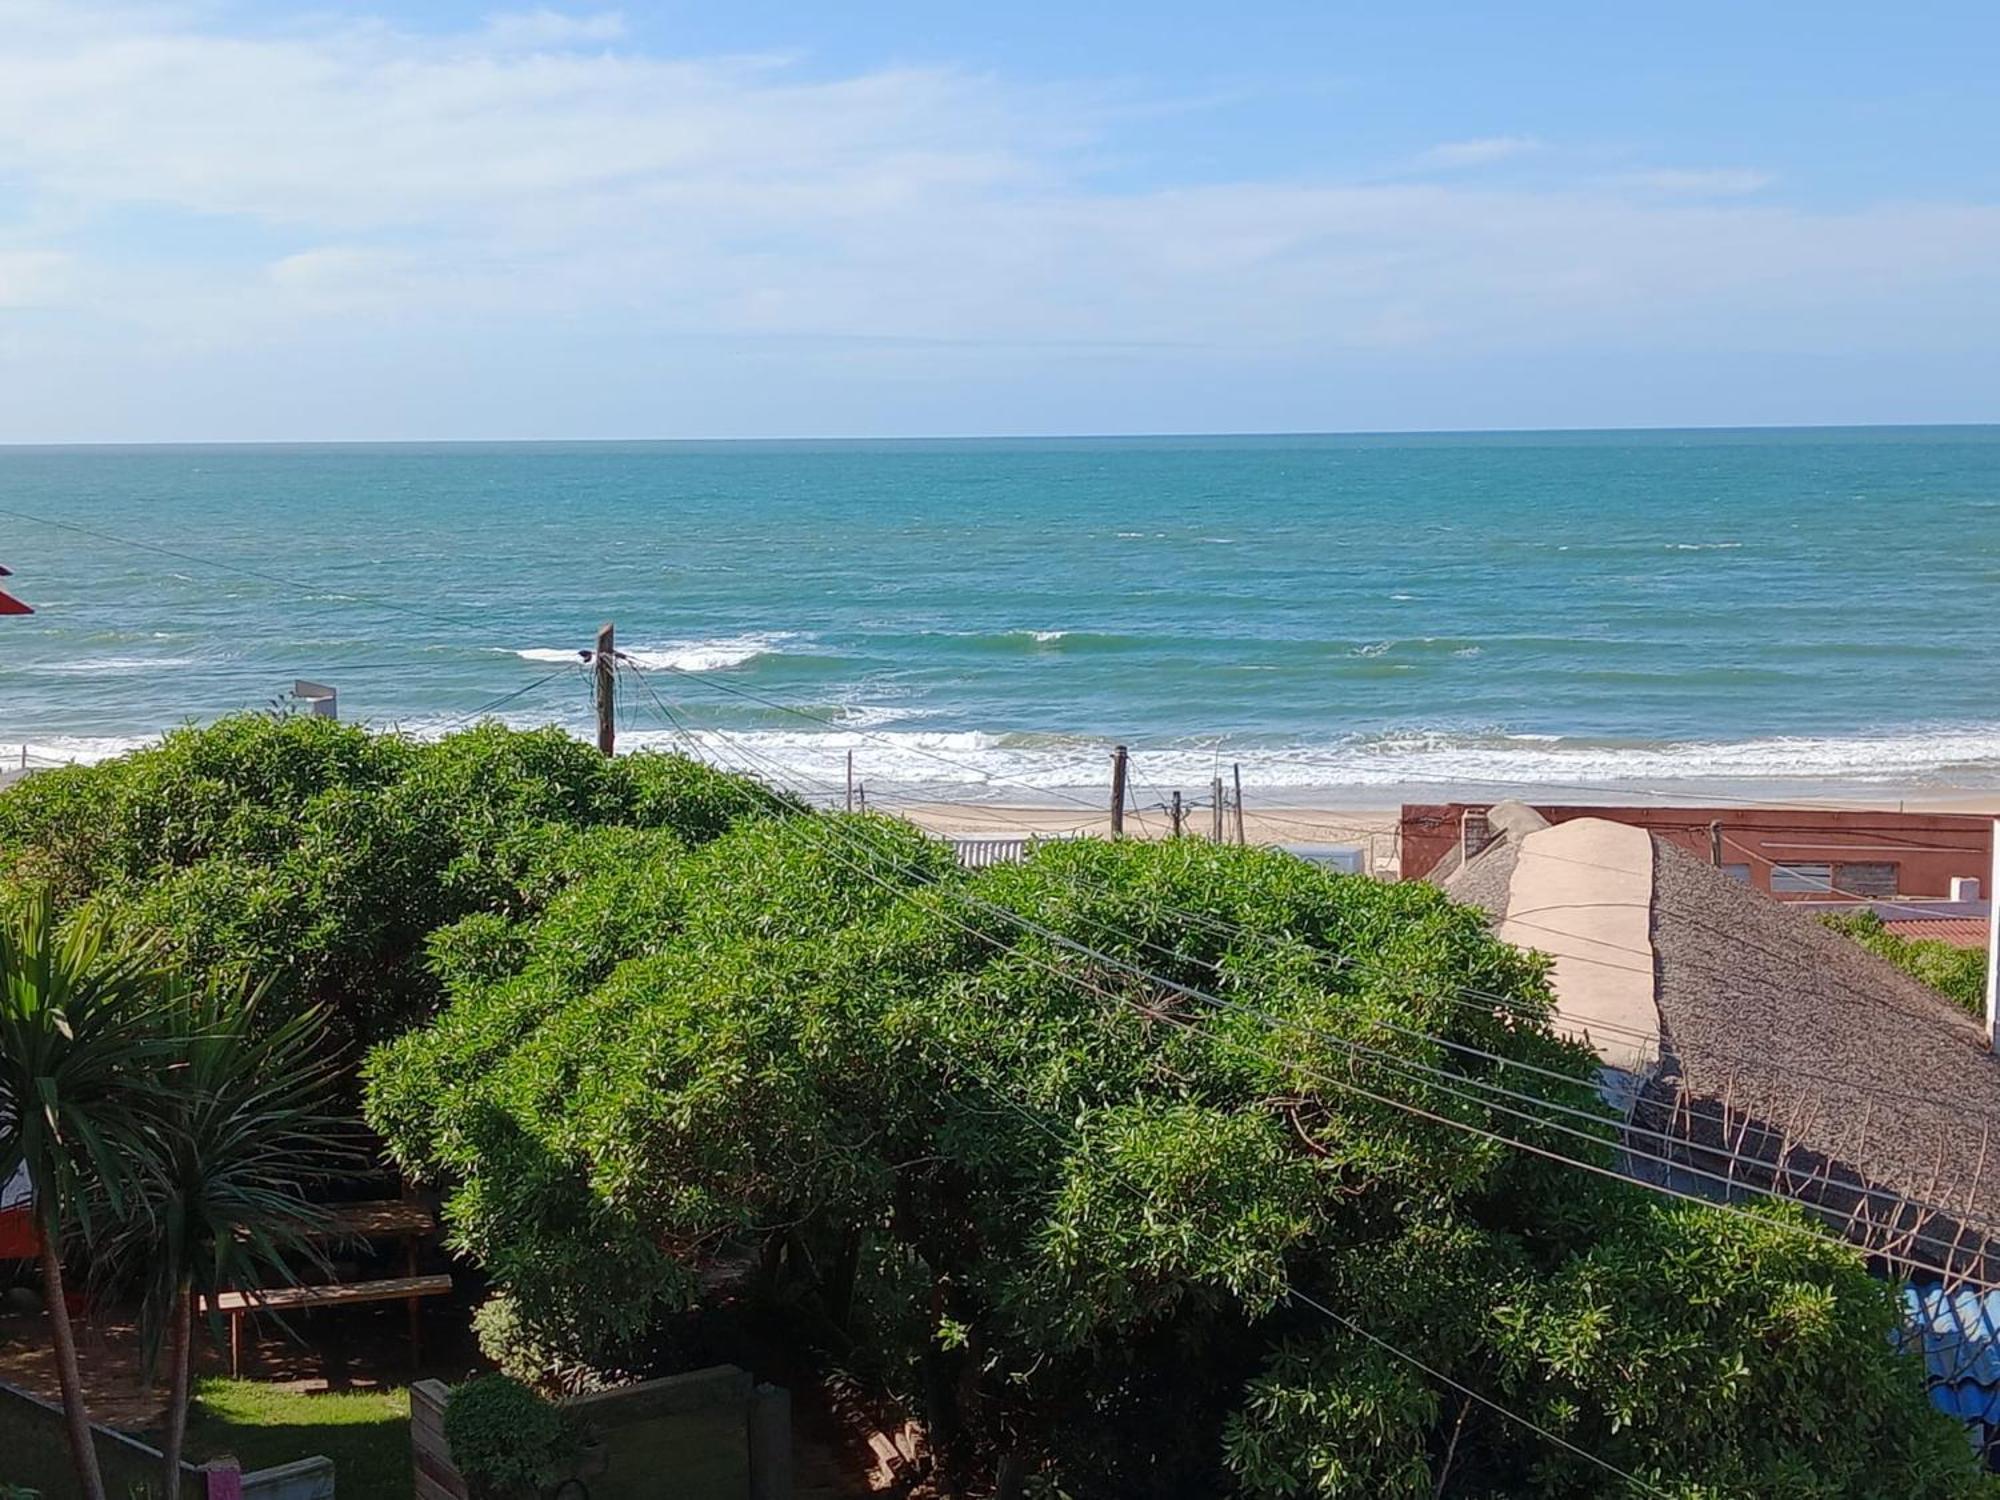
1901,1286,2000,1427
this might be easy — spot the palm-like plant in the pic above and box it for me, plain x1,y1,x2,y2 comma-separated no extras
0,889,170,1500
103,982,352,1490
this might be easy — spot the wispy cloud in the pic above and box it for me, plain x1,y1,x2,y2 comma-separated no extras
1622,168,1775,197
479,9,628,50
0,2,1994,437
1413,136,1543,170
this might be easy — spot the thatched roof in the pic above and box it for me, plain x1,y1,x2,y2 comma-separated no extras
1443,821,2000,1282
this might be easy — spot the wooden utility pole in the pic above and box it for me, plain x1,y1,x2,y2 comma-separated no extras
846,750,855,813
1232,763,1246,845
594,622,616,756
1170,790,1184,837
1109,745,1128,838
1211,776,1224,842
1709,820,1723,868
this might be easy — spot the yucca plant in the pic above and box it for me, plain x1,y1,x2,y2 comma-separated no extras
0,889,172,1500
101,982,354,1490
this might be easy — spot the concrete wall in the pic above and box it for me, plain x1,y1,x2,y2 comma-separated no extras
240,1457,336,1500
0,1380,333,1500
0,1376,202,1498
412,1368,789,1500
1402,802,1994,899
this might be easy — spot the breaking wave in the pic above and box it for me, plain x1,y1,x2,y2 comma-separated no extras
513,634,799,672
15,722,2000,801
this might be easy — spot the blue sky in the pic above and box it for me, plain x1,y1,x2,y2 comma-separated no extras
1,2,1997,440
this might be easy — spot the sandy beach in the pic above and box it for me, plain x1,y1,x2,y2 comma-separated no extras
896,789,2000,882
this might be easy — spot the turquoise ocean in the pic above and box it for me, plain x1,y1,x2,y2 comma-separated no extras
3,427,1998,805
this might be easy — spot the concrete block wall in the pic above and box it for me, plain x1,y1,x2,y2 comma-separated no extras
0,1379,333,1498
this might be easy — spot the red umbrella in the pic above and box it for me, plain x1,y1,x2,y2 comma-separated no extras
0,588,30,616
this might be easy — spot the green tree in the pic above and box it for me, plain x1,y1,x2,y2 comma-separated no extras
369,827,1992,1497
0,890,170,1500
100,983,354,1490
0,715,787,1059
1821,909,1985,1016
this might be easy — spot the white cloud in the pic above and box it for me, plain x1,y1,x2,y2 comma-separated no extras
0,251,70,308
1413,136,1543,170
1623,168,1775,196
480,9,627,50
0,1,1994,438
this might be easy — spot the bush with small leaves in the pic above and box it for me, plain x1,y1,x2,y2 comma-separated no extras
370,830,1997,1498
443,1373,581,1499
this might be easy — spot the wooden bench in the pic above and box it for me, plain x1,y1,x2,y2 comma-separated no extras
211,1274,453,1376
315,1199,436,1241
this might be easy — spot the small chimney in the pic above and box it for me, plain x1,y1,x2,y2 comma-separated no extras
1952,876,1981,902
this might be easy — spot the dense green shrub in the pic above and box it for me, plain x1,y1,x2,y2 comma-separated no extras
1822,909,1985,1015
0,715,783,1056
369,827,1993,1498
443,1373,579,1498
8,723,1979,1496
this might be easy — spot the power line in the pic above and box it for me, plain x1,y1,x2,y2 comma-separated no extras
788,764,2000,1125
632,658,2000,1128
629,691,1680,1495
621,668,1994,1282
965,1027,1675,1498
648,660,1113,813
430,663,585,733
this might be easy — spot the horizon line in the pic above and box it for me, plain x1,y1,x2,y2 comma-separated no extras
4,420,2000,450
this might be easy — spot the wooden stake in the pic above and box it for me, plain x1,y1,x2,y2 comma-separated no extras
594,622,616,757
1211,776,1224,842
1232,763,1246,845
1709,819,1723,868
846,749,855,813
1109,745,1128,839
1170,790,1184,837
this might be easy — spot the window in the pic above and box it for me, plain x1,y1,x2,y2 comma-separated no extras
1720,863,1751,884
1769,862,1833,894
1834,861,1899,898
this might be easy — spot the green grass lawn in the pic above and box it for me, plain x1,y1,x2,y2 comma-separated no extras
174,1378,412,1498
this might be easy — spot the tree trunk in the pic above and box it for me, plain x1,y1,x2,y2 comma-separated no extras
161,1282,194,1492
994,1446,1027,1500
38,1206,108,1500
825,1226,863,1331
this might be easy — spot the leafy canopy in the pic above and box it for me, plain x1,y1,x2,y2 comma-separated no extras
0,714,789,1055
368,817,1991,1499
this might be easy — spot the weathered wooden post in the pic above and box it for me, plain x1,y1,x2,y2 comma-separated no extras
1170,790,1183,837
1109,745,1128,838
1211,776,1224,842
1232,762,1246,845
594,622,616,757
